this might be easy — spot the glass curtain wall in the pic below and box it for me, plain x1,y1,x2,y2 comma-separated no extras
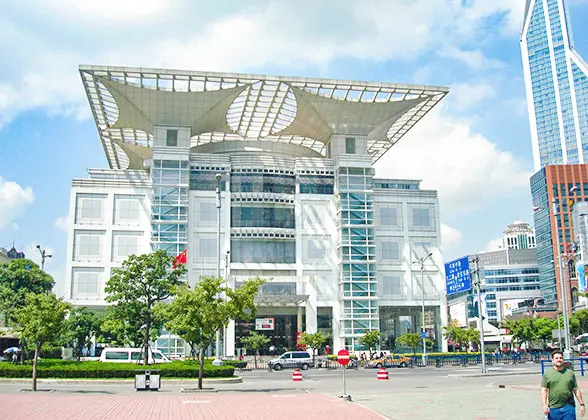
379,306,442,353
151,159,189,256
337,166,378,350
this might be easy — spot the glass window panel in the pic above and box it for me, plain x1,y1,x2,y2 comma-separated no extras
166,129,178,147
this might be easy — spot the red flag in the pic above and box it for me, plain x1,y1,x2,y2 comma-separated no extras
173,249,187,268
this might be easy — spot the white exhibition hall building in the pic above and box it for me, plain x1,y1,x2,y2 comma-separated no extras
61,65,449,356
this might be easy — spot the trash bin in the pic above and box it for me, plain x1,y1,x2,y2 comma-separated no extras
135,369,161,391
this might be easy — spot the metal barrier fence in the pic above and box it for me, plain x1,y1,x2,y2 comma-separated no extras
239,352,553,370
409,352,552,368
540,359,586,376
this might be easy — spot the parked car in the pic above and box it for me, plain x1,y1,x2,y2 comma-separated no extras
366,354,412,368
268,351,314,371
99,348,171,364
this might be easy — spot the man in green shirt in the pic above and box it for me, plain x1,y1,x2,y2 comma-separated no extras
542,350,585,419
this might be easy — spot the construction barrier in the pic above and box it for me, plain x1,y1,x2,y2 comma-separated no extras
292,369,303,381
377,367,388,380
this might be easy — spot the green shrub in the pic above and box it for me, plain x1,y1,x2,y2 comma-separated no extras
221,360,247,369
326,354,357,361
0,359,234,379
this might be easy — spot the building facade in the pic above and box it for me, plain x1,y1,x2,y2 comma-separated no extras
447,230,541,325
531,164,588,310
0,246,25,264
521,0,588,170
63,65,449,354
503,220,536,250
572,200,588,306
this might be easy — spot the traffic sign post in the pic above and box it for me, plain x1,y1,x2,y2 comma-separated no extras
337,349,351,401
444,256,472,295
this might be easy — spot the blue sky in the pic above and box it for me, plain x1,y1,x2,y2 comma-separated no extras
1,0,587,285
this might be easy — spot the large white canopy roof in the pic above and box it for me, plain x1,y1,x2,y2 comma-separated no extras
80,65,448,169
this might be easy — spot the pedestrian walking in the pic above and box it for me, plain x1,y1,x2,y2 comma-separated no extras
541,350,585,419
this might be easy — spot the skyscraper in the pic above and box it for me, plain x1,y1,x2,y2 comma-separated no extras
521,0,588,171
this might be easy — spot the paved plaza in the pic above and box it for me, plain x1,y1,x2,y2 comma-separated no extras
1,364,586,419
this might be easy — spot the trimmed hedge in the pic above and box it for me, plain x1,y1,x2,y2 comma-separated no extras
0,359,234,379
221,360,247,369
326,354,358,361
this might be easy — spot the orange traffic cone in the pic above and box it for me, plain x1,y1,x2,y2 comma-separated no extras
292,369,303,382
377,367,388,380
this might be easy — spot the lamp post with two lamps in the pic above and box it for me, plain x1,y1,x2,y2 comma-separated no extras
213,173,223,365
412,251,433,367
36,245,52,271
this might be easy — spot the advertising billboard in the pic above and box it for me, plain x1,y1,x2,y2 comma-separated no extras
449,301,467,327
255,318,275,331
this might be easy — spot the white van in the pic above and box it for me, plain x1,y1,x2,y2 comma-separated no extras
268,351,314,371
99,348,171,364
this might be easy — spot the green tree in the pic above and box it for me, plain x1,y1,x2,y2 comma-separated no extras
571,310,588,336
64,307,102,361
534,317,556,349
160,276,264,389
443,324,468,351
104,250,186,365
359,330,381,356
502,318,537,349
13,293,71,391
298,331,329,365
397,332,420,355
241,331,270,369
464,327,481,352
100,305,146,347
0,259,54,326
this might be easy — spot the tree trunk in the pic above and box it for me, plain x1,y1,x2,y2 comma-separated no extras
32,345,40,392
142,316,151,366
254,351,258,370
198,348,205,390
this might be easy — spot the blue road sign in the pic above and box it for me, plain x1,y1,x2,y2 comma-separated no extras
444,256,472,296
419,332,426,339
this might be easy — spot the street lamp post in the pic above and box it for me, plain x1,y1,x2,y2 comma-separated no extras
214,173,223,365
223,250,230,357
552,197,573,360
471,255,487,374
413,252,433,367
36,245,52,271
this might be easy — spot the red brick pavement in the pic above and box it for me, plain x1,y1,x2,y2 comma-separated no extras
0,393,387,420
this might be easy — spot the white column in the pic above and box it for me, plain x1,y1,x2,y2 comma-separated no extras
305,277,318,334
225,320,235,357
331,300,343,350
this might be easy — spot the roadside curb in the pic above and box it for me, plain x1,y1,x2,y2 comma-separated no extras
0,377,243,385
447,371,540,378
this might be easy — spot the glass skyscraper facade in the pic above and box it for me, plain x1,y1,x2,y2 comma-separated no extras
521,0,588,170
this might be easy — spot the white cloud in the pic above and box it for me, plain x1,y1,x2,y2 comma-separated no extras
485,237,504,252
441,223,463,249
0,177,34,228
450,82,497,111
53,216,69,232
0,0,526,126
39,0,173,22
374,109,532,213
440,47,506,70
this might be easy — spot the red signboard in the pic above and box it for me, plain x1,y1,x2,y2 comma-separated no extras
337,349,350,366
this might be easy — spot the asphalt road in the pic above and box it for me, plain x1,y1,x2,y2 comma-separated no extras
0,363,567,419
